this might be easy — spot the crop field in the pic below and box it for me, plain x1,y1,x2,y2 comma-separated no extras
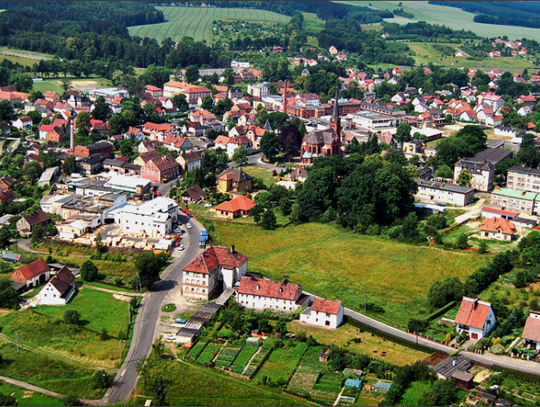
214,345,241,368
212,222,491,329
129,6,290,44
243,343,273,378
187,340,207,360
339,0,540,42
229,345,258,374
312,372,343,403
253,342,308,383
195,343,222,364
401,381,430,406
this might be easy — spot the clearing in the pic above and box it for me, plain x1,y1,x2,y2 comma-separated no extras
129,6,290,44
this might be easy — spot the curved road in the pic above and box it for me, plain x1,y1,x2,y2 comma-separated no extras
103,213,203,404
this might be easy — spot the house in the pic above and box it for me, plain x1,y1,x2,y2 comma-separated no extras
236,276,302,313
133,151,160,167
176,151,202,172
455,297,496,340
506,166,540,193
181,185,207,204
415,179,475,207
319,349,331,362
522,311,540,350
43,91,60,104
46,127,65,144
73,141,114,159
79,153,108,175
214,195,255,219
162,81,212,105
138,140,162,154
479,217,516,241
102,158,141,176
491,187,540,215
10,259,51,291
216,168,253,194
214,135,253,158
486,115,503,127
113,197,178,238
163,133,193,151
481,206,518,221
12,116,32,130
290,166,308,182
454,159,494,192
141,154,180,183
300,298,344,329
39,266,76,305
0,174,14,193
182,246,248,300
16,209,50,237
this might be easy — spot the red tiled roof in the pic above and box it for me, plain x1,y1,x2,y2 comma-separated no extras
238,276,301,301
311,298,342,315
147,154,178,172
215,195,255,213
455,297,492,329
183,246,248,275
12,259,50,281
480,217,516,235
482,207,518,217
523,313,540,342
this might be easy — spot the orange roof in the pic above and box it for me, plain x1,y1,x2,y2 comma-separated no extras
480,217,515,235
522,313,540,342
183,246,247,275
238,276,301,301
11,259,50,281
215,195,255,213
455,297,492,330
311,298,342,315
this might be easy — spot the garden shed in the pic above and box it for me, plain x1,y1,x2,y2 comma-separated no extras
374,381,392,393
345,378,362,390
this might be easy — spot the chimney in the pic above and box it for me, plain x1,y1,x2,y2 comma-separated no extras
230,244,235,253
452,360,456,367
70,120,74,152
256,284,260,291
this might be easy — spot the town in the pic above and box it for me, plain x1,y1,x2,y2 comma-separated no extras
2,1,540,406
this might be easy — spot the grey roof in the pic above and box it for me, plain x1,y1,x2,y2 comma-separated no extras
0,214,14,225
416,179,475,194
80,154,107,165
455,159,494,174
508,166,540,176
103,159,125,167
513,217,537,226
431,355,472,379
470,148,513,165
303,129,339,146
451,370,474,382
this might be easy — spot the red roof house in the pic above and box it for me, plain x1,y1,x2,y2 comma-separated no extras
455,297,496,340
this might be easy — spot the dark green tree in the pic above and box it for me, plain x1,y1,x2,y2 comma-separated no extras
231,146,248,167
260,132,280,162
31,224,45,245
153,375,168,406
63,309,82,326
81,260,98,282
63,154,77,175
395,123,411,144
261,209,277,230
92,370,113,389
0,279,19,310
133,253,165,289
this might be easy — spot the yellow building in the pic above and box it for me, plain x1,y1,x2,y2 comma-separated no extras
216,168,253,194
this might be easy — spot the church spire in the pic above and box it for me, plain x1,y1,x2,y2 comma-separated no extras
332,89,339,121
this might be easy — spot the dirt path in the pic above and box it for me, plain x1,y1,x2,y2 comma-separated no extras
241,347,261,375
15,240,89,258
0,376,63,399
84,285,143,297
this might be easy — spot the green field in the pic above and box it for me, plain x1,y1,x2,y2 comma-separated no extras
32,81,65,94
129,6,290,44
211,222,491,329
0,382,62,406
401,381,430,406
253,342,308,383
339,0,540,42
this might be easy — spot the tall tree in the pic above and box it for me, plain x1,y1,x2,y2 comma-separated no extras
260,132,280,161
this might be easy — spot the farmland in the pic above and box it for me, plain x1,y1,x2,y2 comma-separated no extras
253,342,308,383
229,345,258,373
128,6,290,44
210,222,491,329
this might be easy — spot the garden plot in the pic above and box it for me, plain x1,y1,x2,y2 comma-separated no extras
288,370,320,397
186,340,207,360
254,342,309,384
195,343,222,364
311,372,343,403
214,345,241,368
230,345,259,374
244,343,273,378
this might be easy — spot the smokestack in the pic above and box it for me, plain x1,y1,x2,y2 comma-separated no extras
70,120,74,151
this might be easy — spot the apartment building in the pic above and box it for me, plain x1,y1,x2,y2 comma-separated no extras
507,166,540,192
415,179,476,207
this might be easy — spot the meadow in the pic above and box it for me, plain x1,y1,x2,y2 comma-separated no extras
128,6,290,44
212,222,491,329
0,382,62,406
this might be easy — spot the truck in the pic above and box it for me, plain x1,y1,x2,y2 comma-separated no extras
199,229,208,248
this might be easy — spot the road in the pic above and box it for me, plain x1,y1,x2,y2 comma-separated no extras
229,152,284,172
103,212,202,404
0,50,52,61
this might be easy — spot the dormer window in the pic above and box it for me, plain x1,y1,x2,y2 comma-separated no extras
256,285,260,290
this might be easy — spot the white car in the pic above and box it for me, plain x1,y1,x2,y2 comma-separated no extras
178,245,185,251
186,223,192,229
164,334,176,340
204,203,212,208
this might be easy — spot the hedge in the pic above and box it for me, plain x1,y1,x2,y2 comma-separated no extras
426,301,456,321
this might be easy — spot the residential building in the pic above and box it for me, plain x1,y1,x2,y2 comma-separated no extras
507,166,540,192
138,140,162,154
216,168,253,193
236,276,302,313
16,209,50,237
78,154,107,175
134,151,161,167
12,116,32,130
181,185,207,204
491,187,539,215
163,81,212,104
214,135,253,158
73,141,114,159
454,160,494,192
39,266,76,305
176,151,202,172
479,217,516,241
522,311,540,351
102,159,141,176
0,174,14,193
300,298,344,329
415,179,475,207
455,297,496,340
46,127,65,144
247,83,269,98
182,246,248,300
10,259,51,291
214,195,255,219
113,197,178,238
481,206,518,220
141,154,180,183
469,148,513,166
162,133,193,151
290,166,308,182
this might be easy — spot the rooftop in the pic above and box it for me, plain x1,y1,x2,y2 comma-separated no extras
492,188,539,200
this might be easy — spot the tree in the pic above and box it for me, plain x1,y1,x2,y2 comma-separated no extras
0,394,17,406
280,124,302,157
201,95,213,110
185,65,200,84
173,93,188,112
434,164,453,179
108,113,127,136
261,209,277,230
279,197,292,216
153,375,168,406
62,394,83,406
28,90,44,103
395,123,411,144
81,260,99,282
133,253,166,289
456,168,472,187
260,132,280,162
92,97,111,122
31,224,45,245
0,225,11,249
135,356,149,390
63,309,82,326
10,73,33,92
92,370,112,389
95,232,104,255
478,240,489,254
0,279,19,310
0,100,14,122
456,234,469,248
63,154,77,175
232,146,248,167
75,111,91,132
27,109,42,125
100,327,110,341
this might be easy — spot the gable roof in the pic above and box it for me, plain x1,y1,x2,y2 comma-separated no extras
215,195,255,213
311,298,342,315
238,276,301,301
217,168,252,183
138,151,161,164
183,246,248,275
147,154,178,172
182,185,207,202
480,217,516,235
12,259,50,281
522,312,540,342
22,209,50,226
180,151,201,163
455,297,493,329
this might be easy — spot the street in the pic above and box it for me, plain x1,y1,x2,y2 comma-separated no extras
103,212,202,404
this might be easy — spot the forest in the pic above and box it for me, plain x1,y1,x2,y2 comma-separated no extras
429,1,540,30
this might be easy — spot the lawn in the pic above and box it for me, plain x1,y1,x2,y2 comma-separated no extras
0,343,104,399
442,223,523,253
289,321,429,366
242,165,277,187
32,81,65,94
34,287,130,335
301,12,325,35
253,342,308,384
129,6,290,43
0,55,37,67
212,222,491,329
138,357,308,406
401,381,430,406
0,382,62,406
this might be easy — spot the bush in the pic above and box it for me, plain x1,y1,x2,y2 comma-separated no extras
491,344,505,355
80,260,98,282
63,309,82,326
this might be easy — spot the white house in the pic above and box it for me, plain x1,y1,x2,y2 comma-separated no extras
455,297,496,340
236,276,302,313
39,266,76,306
479,217,516,241
12,116,33,130
230,60,250,68
300,298,344,329
247,83,269,98
112,197,178,238
182,246,248,300
523,311,540,350
214,135,253,158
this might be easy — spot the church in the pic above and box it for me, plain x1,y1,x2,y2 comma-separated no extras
300,94,342,164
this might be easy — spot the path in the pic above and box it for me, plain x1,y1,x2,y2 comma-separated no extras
242,347,262,375
0,50,51,60
333,387,345,406
454,198,485,224
84,285,143,297
0,376,64,399
15,239,88,257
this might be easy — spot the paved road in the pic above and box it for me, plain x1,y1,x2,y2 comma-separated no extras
228,152,284,172
103,212,202,404
0,50,52,61
0,376,64,399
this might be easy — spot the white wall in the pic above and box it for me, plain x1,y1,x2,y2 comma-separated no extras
39,282,74,305
299,305,344,329
237,293,300,313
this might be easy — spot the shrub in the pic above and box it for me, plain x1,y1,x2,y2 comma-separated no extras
63,309,82,326
491,344,505,355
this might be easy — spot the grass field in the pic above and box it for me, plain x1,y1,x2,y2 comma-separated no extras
242,165,277,187
401,381,430,406
301,12,325,35
339,0,540,42
138,358,308,406
0,382,62,406
129,6,290,44
211,222,491,329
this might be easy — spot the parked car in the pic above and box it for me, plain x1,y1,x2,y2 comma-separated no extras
178,245,185,251
175,318,187,324
204,203,212,208
164,334,176,340
186,223,192,229
188,213,193,218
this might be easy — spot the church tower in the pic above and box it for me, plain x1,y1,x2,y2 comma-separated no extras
329,90,342,155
